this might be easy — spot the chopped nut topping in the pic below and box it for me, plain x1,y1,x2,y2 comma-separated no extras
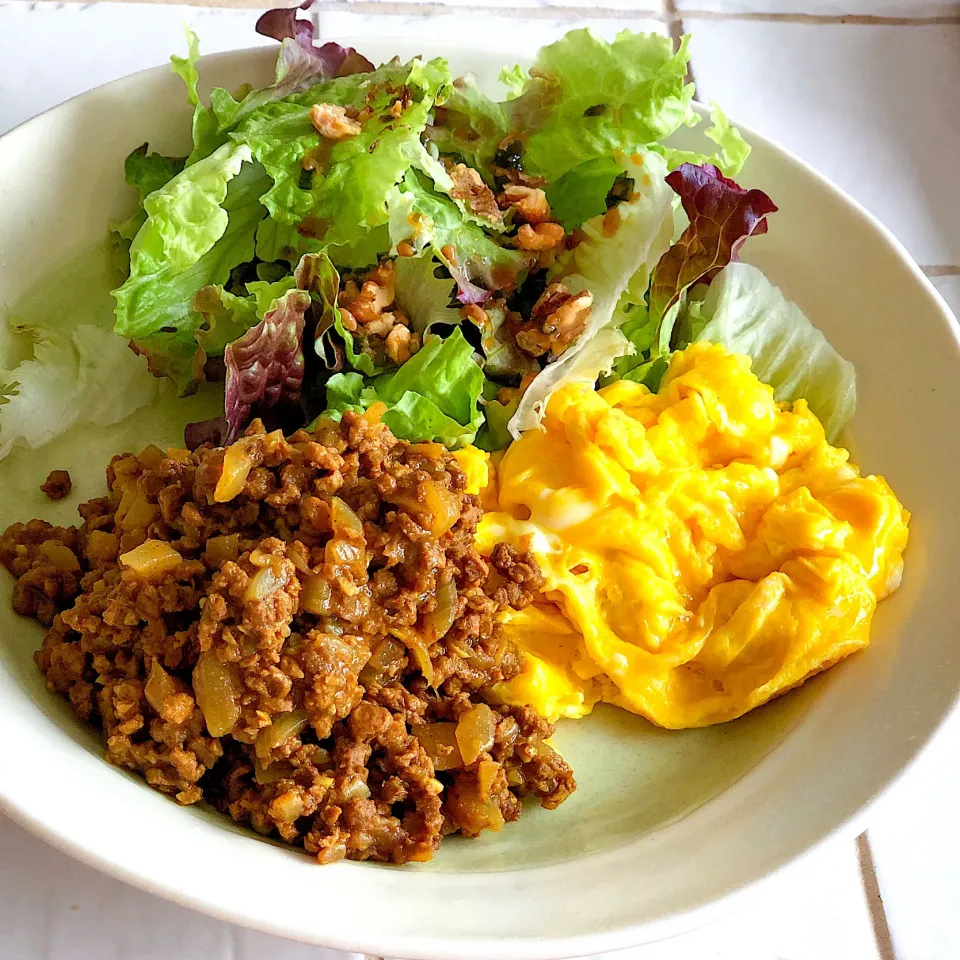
386,324,419,365
309,103,362,140
338,307,358,332
500,185,551,224
339,261,396,322
516,222,565,251
365,314,396,338
446,162,503,224
396,241,415,258
336,260,422,366
514,283,593,358
462,304,489,328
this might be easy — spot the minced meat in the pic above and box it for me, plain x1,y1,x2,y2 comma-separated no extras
1,411,575,864
40,469,72,500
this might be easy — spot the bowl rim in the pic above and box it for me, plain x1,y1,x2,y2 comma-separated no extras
1,40,959,960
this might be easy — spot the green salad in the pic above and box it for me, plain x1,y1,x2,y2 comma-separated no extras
0,4,857,460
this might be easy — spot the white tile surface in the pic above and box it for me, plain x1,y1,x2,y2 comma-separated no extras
687,18,960,267
331,0,663,9
675,0,960,15
314,8,666,47
0,813,362,960
0,1,265,136
1,809,879,960
866,274,960,960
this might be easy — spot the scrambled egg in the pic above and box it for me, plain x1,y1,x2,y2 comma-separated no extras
468,343,909,729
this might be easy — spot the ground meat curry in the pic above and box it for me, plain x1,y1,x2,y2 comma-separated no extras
0,410,575,864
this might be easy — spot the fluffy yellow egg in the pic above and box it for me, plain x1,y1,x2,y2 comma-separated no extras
473,343,909,728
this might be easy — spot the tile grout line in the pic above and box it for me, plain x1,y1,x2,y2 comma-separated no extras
857,832,898,960
311,1,664,18
662,0,700,98
921,264,960,276
36,0,960,20
55,0,665,17
680,9,960,26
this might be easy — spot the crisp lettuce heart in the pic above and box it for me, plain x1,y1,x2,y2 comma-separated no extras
693,263,857,442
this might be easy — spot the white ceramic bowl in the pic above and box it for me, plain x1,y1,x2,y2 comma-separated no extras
1,39,959,960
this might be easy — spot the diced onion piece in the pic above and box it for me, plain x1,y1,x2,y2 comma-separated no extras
325,539,363,566
358,637,406,685
39,540,80,572
215,440,256,503
317,842,347,864
113,481,138,524
144,661,177,715
255,709,308,759
299,575,333,615
120,497,158,532
119,539,182,579
85,530,119,565
498,716,519,745
505,766,524,787
269,790,304,822
112,455,140,477
424,577,457,642
193,651,242,737
400,632,435,686
331,496,363,536
407,442,444,460
254,758,295,784
455,703,497,766
477,759,500,799
137,444,165,470
203,534,241,566
341,776,371,802
244,564,288,602
445,778,505,836
412,722,463,771
422,480,460,537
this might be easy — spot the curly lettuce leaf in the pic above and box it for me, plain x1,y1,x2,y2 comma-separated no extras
193,277,298,360
0,320,159,459
294,252,380,375
546,157,623,232
170,27,223,164
320,327,484,447
509,151,674,437
427,74,508,171
693,263,856,441
499,64,526,101
224,287,311,442
609,302,656,381
509,30,697,183
231,58,451,256
393,254,461,334
193,286,258,357
125,144,186,202
471,301,536,379
388,170,525,300
210,11,374,144
659,101,751,177
112,143,270,389
648,162,777,356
